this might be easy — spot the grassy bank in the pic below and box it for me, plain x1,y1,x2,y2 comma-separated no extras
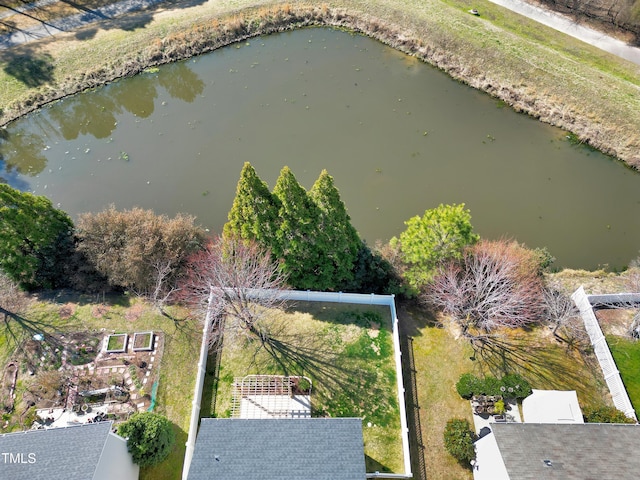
0,0,639,166
3,294,200,480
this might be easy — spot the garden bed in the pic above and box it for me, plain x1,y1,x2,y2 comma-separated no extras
105,333,128,353
133,331,154,352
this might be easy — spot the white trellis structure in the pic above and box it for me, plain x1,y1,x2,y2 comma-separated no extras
231,375,311,419
571,286,637,420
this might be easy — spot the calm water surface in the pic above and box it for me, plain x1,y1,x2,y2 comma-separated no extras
2,28,639,269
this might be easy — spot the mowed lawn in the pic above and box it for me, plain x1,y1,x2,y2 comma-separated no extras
213,302,404,474
4,294,201,480
402,304,609,480
607,335,640,417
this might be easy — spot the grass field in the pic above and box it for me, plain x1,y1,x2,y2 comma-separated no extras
607,334,640,417
401,303,609,479
0,0,639,165
2,293,201,480
213,301,404,473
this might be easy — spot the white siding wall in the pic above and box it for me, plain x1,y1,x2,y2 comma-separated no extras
93,432,139,480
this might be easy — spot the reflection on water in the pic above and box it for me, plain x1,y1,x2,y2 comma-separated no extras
0,62,205,172
1,28,639,270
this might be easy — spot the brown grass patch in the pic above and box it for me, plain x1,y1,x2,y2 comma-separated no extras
58,303,76,319
124,303,145,321
92,304,110,318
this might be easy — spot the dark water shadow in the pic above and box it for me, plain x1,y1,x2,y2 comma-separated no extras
0,122,48,175
158,62,205,103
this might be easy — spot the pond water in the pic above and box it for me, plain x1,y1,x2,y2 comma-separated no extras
2,27,639,270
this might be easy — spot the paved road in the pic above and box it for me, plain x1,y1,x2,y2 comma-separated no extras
0,0,58,20
488,0,640,65
1,0,640,67
0,0,166,49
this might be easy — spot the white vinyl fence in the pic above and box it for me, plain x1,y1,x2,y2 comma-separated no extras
183,290,413,480
571,286,637,420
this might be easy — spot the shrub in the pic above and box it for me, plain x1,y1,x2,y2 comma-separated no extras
500,373,532,399
456,373,481,399
117,412,175,467
583,405,636,424
443,418,476,464
483,376,502,396
456,372,532,399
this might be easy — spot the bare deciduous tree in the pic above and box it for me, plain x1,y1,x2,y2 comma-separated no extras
425,240,545,340
178,237,288,350
0,272,29,323
543,284,584,343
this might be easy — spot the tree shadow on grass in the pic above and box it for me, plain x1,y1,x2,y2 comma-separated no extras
3,49,53,86
251,318,398,427
471,334,601,399
0,308,74,351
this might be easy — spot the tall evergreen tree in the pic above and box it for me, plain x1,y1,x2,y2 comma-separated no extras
0,184,74,289
223,162,281,251
272,166,322,289
309,170,361,290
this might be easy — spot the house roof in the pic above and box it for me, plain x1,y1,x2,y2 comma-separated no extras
186,418,366,480
522,390,584,423
490,423,640,479
0,421,115,480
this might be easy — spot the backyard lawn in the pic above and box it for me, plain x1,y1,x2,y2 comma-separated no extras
213,301,404,474
401,303,610,480
607,335,640,417
0,293,200,480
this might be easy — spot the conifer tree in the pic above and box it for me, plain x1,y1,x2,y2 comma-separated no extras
272,166,322,289
309,170,361,290
223,162,281,251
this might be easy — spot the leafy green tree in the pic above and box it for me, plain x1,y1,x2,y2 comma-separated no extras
0,184,74,289
308,170,361,290
223,162,281,249
273,166,323,289
443,418,476,464
117,412,175,467
392,203,479,289
76,206,204,299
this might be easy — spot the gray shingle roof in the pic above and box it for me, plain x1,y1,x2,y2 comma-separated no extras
0,421,113,480
491,423,640,480
187,418,366,480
